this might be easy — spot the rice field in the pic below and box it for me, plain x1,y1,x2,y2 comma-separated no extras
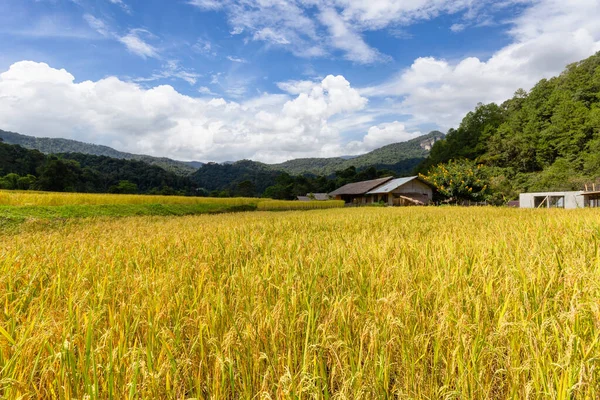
0,190,344,212
0,190,259,207
1,207,600,398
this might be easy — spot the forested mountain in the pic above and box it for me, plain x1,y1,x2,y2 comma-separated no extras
0,139,197,194
272,131,444,175
0,130,202,175
419,51,600,201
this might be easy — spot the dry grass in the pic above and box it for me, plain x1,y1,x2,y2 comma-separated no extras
1,207,600,398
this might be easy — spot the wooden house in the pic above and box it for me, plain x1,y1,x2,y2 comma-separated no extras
328,177,393,204
328,176,434,206
366,176,434,206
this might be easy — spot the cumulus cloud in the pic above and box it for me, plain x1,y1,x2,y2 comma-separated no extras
0,61,367,163
362,0,600,129
346,121,421,153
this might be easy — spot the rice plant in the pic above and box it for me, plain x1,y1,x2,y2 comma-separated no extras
1,207,599,398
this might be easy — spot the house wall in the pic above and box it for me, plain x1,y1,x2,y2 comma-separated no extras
519,191,585,209
389,180,433,205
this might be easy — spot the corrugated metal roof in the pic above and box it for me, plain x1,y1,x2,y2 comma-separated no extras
366,176,427,195
329,176,393,196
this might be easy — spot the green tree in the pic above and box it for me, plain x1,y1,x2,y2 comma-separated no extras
421,160,492,203
109,180,139,194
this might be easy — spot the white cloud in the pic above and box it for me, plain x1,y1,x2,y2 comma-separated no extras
187,0,223,10
108,0,132,14
450,23,466,32
187,0,520,64
318,8,384,64
226,56,247,63
118,29,160,59
0,61,368,163
346,121,421,153
84,15,161,60
362,0,600,129
252,28,290,45
133,60,201,85
83,14,111,37
198,86,218,95
276,80,318,95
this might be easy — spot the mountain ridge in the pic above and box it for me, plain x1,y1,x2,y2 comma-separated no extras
0,129,203,175
0,129,444,177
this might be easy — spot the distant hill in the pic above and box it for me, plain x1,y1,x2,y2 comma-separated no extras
191,131,445,193
1,128,444,184
0,129,202,175
271,131,445,175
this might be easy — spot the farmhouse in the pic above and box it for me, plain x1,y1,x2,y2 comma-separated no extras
366,176,434,206
329,176,434,206
328,177,393,204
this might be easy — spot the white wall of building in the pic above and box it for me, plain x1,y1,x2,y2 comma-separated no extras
519,191,585,209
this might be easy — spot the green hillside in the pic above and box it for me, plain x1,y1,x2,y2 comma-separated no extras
273,131,444,175
0,139,197,194
419,51,600,200
0,129,202,175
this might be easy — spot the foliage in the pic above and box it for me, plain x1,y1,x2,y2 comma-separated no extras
420,159,491,203
419,51,600,200
1,207,600,397
0,141,199,195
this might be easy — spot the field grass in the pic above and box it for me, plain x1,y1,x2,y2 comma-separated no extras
1,207,600,398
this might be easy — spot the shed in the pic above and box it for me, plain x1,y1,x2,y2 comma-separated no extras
519,191,585,209
366,176,434,206
328,177,393,204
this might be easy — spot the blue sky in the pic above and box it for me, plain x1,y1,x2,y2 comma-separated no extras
0,0,599,162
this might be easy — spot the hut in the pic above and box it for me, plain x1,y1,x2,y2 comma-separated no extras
328,177,393,205
366,176,434,206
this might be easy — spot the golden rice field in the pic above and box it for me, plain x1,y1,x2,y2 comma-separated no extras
0,190,259,207
1,207,600,399
0,190,344,211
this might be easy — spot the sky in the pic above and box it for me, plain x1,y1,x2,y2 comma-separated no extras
0,0,599,163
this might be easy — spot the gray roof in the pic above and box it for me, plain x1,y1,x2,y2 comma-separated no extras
329,176,394,196
298,193,330,201
366,176,433,195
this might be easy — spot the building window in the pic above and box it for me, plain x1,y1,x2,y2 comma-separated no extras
549,196,565,208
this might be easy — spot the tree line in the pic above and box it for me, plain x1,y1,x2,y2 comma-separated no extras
419,51,600,204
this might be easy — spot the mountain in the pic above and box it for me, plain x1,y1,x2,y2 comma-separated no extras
419,51,600,199
0,129,203,175
190,131,445,194
271,131,445,175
